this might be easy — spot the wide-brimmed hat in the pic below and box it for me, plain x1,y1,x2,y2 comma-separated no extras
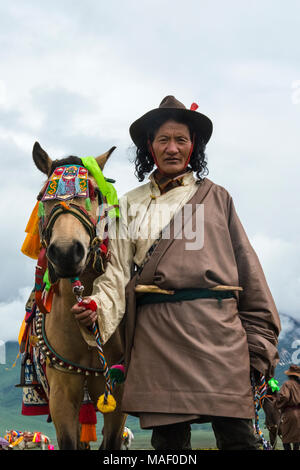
284,364,300,377
129,95,213,147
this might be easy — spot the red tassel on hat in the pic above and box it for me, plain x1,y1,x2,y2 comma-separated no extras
190,102,199,111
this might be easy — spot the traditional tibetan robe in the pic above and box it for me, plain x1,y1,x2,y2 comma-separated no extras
276,379,300,443
91,171,281,428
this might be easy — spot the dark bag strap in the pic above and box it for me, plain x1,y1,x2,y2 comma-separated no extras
137,178,214,285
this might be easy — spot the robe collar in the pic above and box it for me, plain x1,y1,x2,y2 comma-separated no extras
149,169,194,195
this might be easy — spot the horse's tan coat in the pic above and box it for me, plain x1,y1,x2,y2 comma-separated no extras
32,143,126,450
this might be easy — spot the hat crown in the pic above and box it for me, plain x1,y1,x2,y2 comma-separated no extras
159,95,186,110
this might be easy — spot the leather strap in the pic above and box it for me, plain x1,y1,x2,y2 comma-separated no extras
138,177,213,285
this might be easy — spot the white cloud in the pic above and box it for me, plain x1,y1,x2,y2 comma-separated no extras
0,287,32,343
250,234,300,321
1,0,300,340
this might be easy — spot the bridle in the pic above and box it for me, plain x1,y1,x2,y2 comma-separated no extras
34,178,117,315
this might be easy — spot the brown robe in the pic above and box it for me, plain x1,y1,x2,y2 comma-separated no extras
121,178,281,428
276,378,300,443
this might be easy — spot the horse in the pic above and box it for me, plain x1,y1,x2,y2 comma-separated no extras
262,392,282,449
28,142,126,450
4,430,52,450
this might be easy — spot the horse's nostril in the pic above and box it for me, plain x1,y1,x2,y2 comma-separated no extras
47,241,85,266
73,241,85,263
47,243,58,264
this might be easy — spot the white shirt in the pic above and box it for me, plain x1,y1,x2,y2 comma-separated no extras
90,171,198,343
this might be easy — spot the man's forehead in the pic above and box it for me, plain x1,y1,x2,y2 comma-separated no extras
155,120,190,136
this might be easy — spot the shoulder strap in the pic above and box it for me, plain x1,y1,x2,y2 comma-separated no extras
137,178,214,285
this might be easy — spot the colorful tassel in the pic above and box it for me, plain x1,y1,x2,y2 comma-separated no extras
85,197,92,211
37,201,45,218
97,393,116,413
80,424,97,443
109,364,125,385
88,179,96,201
21,201,41,259
79,389,97,443
60,201,70,211
79,402,97,425
43,269,51,292
21,233,41,260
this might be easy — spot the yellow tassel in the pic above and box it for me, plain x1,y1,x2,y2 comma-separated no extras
18,318,26,346
24,201,40,235
21,233,41,259
11,351,20,368
21,201,41,259
97,393,116,413
80,423,97,443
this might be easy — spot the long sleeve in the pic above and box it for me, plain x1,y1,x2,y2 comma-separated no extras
90,197,135,344
228,197,281,379
276,382,291,410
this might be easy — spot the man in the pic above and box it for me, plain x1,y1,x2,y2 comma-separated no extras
276,364,300,451
72,96,281,450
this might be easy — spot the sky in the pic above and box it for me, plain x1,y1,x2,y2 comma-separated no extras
0,0,299,342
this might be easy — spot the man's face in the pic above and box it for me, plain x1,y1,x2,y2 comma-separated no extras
151,120,192,176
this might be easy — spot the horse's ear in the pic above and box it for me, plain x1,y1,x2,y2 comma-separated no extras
32,142,53,175
95,146,116,170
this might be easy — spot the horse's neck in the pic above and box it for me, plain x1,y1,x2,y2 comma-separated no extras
45,275,96,357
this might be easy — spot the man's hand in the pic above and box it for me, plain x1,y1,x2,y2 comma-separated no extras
71,297,98,327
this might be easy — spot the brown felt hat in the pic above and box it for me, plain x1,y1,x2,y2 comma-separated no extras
129,95,213,147
284,364,300,377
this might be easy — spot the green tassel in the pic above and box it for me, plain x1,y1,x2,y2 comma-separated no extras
43,269,51,292
38,201,45,218
85,197,92,211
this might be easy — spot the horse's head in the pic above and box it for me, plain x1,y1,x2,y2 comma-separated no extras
32,142,116,281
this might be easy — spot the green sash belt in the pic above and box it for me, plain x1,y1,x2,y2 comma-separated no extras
137,288,236,306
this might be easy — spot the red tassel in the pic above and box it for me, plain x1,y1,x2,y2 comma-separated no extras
88,179,96,201
79,402,97,425
190,102,199,111
79,402,97,443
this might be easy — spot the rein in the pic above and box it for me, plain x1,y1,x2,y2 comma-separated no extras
35,200,111,314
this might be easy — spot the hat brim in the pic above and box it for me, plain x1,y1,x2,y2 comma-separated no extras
129,107,213,147
285,370,300,377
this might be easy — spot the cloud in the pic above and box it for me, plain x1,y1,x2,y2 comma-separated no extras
250,234,300,321
0,287,32,343
1,0,300,340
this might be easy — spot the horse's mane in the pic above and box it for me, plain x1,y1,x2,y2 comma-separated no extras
49,156,83,175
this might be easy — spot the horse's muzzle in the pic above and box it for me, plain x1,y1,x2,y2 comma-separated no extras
47,240,86,278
